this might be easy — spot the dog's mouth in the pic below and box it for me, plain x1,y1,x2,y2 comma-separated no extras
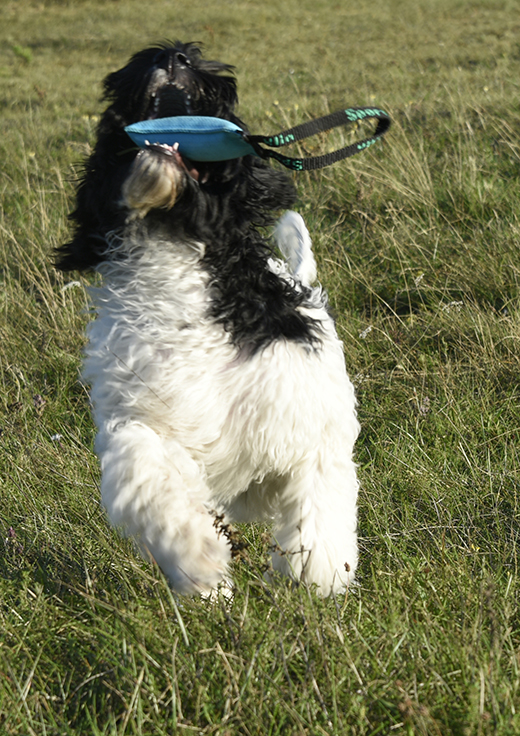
144,71,194,120
139,67,205,180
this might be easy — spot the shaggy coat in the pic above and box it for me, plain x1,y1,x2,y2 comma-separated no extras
57,42,359,595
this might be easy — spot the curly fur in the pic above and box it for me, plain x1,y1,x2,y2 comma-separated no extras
56,41,360,595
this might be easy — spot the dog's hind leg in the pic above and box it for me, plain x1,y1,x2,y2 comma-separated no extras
96,421,231,594
270,451,359,596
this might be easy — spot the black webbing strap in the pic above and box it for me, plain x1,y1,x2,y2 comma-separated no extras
244,107,391,171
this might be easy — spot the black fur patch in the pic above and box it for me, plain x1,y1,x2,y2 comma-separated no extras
56,41,320,352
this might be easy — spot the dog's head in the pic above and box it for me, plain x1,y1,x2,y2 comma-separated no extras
102,41,240,127
56,42,296,274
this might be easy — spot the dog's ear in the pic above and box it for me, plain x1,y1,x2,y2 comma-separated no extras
192,156,297,213
101,47,160,119
247,158,297,211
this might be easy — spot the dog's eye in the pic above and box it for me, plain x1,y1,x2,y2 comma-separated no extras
153,50,167,65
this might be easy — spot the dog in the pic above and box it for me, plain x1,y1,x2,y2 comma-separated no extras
56,41,360,596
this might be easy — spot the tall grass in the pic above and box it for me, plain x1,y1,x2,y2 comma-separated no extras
1,0,520,733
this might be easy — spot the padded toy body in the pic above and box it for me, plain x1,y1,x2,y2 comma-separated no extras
125,116,256,162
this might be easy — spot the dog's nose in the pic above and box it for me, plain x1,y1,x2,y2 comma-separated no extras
167,51,191,77
175,52,189,67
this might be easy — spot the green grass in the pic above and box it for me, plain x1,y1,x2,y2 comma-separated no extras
1,0,520,733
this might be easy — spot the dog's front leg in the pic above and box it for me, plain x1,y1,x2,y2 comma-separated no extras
96,421,231,594
270,454,359,596
121,144,189,219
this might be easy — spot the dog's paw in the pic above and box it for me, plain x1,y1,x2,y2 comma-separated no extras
140,508,232,595
200,577,235,604
121,144,187,218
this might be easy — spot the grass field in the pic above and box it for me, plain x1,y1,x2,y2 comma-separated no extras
1,0,520,733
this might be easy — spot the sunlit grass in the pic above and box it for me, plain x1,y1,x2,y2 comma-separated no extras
1,0,520,734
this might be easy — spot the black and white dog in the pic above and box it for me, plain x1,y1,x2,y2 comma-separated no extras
57,42,359,595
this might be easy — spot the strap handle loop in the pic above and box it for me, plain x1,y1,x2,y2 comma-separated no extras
244,107,391,171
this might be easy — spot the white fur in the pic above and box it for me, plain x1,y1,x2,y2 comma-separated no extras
84,218,360,595
274,210,317,287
